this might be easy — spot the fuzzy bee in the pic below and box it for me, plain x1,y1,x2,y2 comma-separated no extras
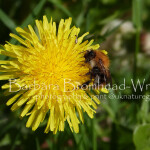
81,49,112,89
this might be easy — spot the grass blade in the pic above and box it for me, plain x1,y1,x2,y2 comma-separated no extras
48,0,73,18
9,0,47,44
132,0,143,80
132,0,142,31
21,0,47,27
36,137,40,150
0,9,16,32
92,118,97,150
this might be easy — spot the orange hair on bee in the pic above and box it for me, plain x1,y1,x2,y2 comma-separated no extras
94,50,110,69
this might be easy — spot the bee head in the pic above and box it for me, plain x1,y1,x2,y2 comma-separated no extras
84,50,96,62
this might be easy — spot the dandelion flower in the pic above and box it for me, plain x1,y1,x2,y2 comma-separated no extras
0,16,108,133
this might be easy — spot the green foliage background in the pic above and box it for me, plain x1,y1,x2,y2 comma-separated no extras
0,0,150,149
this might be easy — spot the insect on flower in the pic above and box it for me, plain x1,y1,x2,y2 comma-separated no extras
80,49,112,89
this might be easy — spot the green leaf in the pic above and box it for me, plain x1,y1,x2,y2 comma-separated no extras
133,124,150,150
132,0,143,79
101,102,116,121
0,55,7,60
132,0,143,31
36,137,40,150
0,120,16,137
101,0,117,4
48,0,73,18
0,134,11,146
108,89,120,114
91,118,97,150
140,95,149,123
9,0,47,45
76,12,85,27
0,9,16,32
46,138,53,150
21,0,47,27
73,132,84,150
98,11,120,25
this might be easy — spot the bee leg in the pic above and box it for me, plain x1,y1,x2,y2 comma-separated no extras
93,75,100,89
80,64,86,67
104,75,106,82
79,71,91,76
84,72,91,76
80,60,86,63
79,74,92,89
79,80,91,89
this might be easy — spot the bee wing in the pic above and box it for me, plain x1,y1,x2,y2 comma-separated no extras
106,70,112,87
97,59,107,77
98,58,112,86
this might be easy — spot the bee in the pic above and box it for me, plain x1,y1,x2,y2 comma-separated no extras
81,49,112,89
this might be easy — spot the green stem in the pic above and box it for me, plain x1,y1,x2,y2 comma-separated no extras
92,117,97,150
133,29,140,81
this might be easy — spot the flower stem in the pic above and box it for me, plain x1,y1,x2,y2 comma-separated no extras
133,29,140,81
92,117,97,150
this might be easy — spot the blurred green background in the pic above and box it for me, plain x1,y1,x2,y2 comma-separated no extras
0,0,150,149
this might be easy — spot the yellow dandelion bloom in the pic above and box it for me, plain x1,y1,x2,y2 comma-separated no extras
0,16,108,134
